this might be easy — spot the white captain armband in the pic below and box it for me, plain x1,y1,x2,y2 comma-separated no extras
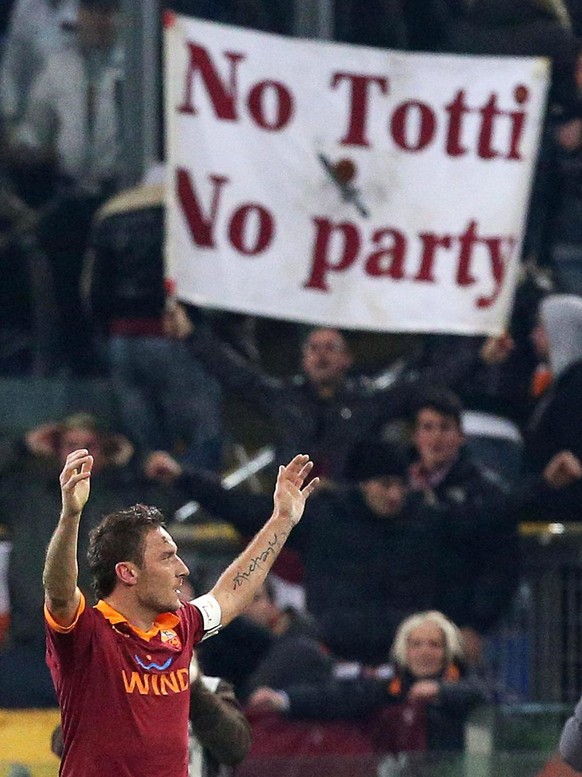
191,594,222,639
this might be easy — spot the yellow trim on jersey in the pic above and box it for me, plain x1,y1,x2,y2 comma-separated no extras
44,592,87,633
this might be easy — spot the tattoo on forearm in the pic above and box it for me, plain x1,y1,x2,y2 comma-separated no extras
232,534,280,589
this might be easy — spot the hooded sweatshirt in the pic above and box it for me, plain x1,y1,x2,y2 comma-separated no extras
523,294,582,520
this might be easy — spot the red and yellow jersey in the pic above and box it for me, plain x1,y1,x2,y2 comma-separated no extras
45,594,204,777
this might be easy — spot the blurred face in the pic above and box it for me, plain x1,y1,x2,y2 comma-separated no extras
58,429,107,471
360,476,406,517
413,408,463,472
243,584,279,629
132,527,190,615
301,329,353,390
406,622,447,679
78,6,117,50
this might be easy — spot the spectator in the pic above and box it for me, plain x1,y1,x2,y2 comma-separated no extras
406,389,519,663
198,578,331,700
11,0,122,194
522,293,582,522
6,0,123,374
247,610,488,753
83,164,224,470
166,303,477,483
147,440,464,665
0,411,186,707
0,0,78,136
397,270,552,486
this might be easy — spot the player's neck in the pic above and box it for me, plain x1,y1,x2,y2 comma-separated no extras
104,593,158,633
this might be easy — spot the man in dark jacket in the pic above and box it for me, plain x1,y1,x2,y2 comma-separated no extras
166,303,478,483
407,389,519,664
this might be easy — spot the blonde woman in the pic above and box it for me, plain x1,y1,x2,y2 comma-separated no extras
248,610,489,752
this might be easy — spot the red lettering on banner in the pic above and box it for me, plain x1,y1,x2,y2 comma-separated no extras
247,80,294,130
177,43,293,131
303,217,514,307
414,233,453,282
391,101,436,151
305,218,361,290
444,90,471,157
365,229,406,279
228,204,275,254
331,73,389,147
176,168,275,256
175,41,533,160
178,43,244,118
330,71,531,160
176,168,229,247
457,221,515,307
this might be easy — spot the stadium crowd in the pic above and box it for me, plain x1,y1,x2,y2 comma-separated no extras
2,1,582,775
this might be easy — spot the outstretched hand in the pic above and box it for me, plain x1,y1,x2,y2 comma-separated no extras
60,449,93,517
273,454,319,526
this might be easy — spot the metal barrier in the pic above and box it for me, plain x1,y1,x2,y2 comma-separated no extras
485,524,582,704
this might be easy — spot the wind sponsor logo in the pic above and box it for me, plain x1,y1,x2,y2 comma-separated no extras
122,666,190,696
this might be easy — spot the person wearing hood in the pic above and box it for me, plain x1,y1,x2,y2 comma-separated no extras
522,294,582,522
0,412,187,707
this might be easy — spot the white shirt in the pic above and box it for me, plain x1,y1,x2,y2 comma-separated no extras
15,40,123,189
0,0,79,127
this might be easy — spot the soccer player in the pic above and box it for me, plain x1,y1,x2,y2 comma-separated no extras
43,448,318,776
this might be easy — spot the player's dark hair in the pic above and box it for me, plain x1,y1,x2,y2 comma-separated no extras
88,504,166,598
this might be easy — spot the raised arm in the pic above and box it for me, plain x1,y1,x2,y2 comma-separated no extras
43,448,93,627
207,454,318,627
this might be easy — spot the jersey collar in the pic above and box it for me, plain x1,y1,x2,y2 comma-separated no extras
95,600,180,641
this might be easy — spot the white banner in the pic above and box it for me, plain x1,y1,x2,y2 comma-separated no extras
164,13,549,334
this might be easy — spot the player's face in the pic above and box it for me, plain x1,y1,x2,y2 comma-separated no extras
413,409,463,472
136,527,190,614
406,623,447,679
